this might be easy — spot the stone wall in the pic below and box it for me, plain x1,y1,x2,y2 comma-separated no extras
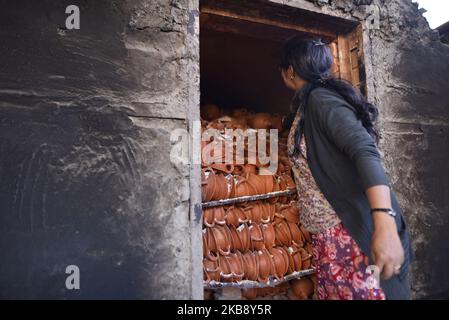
271,0,449,299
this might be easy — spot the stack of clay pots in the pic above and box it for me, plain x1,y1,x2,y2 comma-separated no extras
201,105,315,300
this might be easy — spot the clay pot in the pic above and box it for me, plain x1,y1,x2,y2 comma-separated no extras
210,163,234,175
228,225,243,252
288,222,305,247
265,286,281,296
201,104,223,121
215,207,227,226
203,207,226,227
256,249,274,283
290,244,303,271
212,225,231,256
279,202,300,224
206,121,226,131
218,254,233,282
232,165,244,176
203,208,215,227
271,114,283,131
269,247,289,281
211,173,228,201
261,223,275,250
249,113,272,129
256,287,269,297
277,162,285,176
203,257,220,281
232,117,248,130
236,223,251,252
242,203,262,224
305,242,314,257
277,156,291,174
242,251,258,281
299,247,313,270
268,176,280,204
242,288,258,300
204,289,214,300
232,107,251,119
201,168,216,203
278,247,293,274
278,246,295,274
234,175,258,198
291,277,315,299
201,140,226,166
202,229,207,257
203,228,219,261
249,222,264,251
228,252,245,282
225,206,248,227
274,220,293,246
279,173,296,190
260,174,275,194
278,282,290,295
219,253,245,283
246,173,265,195
277,176,289,204
259,201,275,223
212,116,235,131
226,174,236,199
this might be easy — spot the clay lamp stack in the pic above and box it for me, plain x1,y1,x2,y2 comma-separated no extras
201,106,315,299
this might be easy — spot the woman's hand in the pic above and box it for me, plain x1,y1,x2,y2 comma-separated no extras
371,212,405,280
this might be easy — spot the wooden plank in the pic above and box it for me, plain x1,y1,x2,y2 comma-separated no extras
337,34,352,82
336,24,366,94
201,0,357,35
348,24,366,92
201,7,337,39
329,41,340,78
201,12,313,43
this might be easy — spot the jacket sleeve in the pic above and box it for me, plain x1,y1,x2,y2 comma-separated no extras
308,90,391,190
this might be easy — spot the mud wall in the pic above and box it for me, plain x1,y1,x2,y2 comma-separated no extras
0,0,201,299
271,0,449,299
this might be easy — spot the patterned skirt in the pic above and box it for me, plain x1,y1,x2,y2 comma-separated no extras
311,223,386,300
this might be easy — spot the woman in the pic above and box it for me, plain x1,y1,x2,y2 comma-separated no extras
280,37,413,300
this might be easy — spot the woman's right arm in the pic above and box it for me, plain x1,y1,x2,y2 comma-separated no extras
309,92,404,279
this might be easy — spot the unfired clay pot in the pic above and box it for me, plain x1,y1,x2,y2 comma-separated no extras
274,219,293,246
249,222,264,251
225,206,248,227
237,223,251,252
249,113,272,129
203,257,220,282
212,225,231,256
291,277,315,300
201,104,223,121
271,114,283,131
279,203,300,224
269,247,289,280
256,249,274,283
242,251,258,281
288,222,305,247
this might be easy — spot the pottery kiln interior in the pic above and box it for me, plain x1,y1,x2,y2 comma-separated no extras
200,0,366,117
199,0,366,300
